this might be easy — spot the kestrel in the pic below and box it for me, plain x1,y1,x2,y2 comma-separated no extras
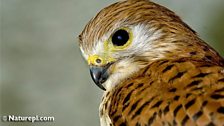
78,0,224,126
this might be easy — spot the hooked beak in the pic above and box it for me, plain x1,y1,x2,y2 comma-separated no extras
90,64,112,91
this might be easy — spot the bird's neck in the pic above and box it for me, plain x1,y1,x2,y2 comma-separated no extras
142,34,224,66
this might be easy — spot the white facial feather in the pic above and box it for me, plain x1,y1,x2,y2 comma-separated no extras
112,24,163,57
80,46,88,60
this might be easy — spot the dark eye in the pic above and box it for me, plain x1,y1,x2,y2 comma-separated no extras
112,29,129,46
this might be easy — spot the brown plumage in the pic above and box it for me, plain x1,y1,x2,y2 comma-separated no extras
102,58,224,126
78,0,224,126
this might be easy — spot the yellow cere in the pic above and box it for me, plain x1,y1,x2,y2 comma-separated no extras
104,27,133,52
88,54,115,66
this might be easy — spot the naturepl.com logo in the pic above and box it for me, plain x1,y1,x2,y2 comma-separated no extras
2,115,54,123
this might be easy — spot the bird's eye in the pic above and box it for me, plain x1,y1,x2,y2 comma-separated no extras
112,29,129,46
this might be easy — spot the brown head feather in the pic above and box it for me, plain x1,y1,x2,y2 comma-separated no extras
79,0,224,66
80,0,194,49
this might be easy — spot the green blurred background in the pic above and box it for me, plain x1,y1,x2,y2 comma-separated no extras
1,0,223,126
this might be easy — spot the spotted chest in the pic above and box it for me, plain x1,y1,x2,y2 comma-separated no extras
100,91,114,126
99,58,224,126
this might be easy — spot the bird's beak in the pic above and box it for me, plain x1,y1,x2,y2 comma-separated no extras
89,63,112,91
